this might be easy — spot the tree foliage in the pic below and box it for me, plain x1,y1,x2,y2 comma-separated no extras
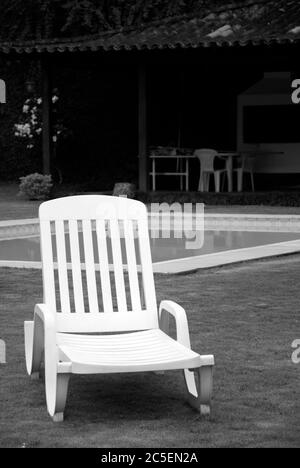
0,0,241,40
0,0,63,41
62,0,197,33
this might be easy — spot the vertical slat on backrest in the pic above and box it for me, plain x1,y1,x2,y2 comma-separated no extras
137,217,157,313
55,220,71,314
110,218,127,312
40,220,56,311
124,219,142,312
82,219,99,314
69,219,85,314
96,219,113,313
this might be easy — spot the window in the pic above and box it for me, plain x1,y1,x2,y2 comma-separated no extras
243,105,300,143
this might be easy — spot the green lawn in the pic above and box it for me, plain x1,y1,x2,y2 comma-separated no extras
0,257,299,447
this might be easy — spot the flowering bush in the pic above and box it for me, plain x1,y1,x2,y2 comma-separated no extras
18,173,53,200
14,92,69,150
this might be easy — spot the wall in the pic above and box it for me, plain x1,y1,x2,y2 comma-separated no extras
237,89,300,174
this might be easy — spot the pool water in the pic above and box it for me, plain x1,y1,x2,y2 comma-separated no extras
0,231,299,264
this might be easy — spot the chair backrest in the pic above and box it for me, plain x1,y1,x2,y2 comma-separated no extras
194,149,218,172
39,196,158,334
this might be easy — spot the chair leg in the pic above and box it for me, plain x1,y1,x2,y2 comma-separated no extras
198,172,205,192
214,172,221,193
250,171,255,192
46,369,71,422
198,174,201,192
184,366,213,416
221,173,226,192
237,169,243,192
205,173,210,192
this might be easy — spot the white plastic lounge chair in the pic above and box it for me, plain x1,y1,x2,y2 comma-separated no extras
24,196,214,422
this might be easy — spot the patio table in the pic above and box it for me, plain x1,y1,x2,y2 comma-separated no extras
218,150,285,192
150,154,195,192
150,150,285,193
150,152,241,192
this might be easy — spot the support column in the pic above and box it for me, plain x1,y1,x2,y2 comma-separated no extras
138,63,148,192
41,57,52,175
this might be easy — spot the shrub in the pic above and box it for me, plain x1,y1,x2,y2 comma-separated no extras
19,173,53,200
136,190,300,206
113,182,136,199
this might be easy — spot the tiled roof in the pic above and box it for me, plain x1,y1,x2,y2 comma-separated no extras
1,0,300,54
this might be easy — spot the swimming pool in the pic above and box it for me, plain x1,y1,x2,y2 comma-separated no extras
1,229,300,273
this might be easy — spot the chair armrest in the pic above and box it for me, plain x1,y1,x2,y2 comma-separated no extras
34,303,56,333
34,304,57,359
25,304,57,377
159,300,191,348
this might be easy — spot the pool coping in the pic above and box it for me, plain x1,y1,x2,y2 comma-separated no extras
0,212,300,236
152,239,300,273
1,215,300,273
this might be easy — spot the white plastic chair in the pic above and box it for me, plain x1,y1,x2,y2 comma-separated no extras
195,149,227,192
234,154,255,192
24,196,214,422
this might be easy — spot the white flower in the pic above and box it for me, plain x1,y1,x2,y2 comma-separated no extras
37,98,42,105
52,95,59,103
36,128,42,135
52,135,57,142
23,105,29,113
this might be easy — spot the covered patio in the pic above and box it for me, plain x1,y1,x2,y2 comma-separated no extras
1,0,300,193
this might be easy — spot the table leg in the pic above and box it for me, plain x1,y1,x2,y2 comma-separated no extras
152,159,156,191
227,156,233,192
186,159,189,191
178,158,183,191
